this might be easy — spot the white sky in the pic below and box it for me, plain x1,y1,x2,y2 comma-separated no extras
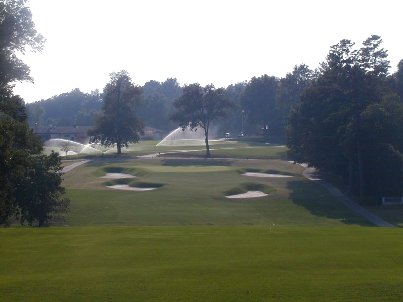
14,0,403,103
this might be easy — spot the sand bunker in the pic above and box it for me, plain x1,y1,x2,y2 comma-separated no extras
101,173,136,179
243,172,292,178
226,191,268,199
106,184,155,191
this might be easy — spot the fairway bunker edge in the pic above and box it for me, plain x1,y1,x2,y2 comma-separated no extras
226,191,268,199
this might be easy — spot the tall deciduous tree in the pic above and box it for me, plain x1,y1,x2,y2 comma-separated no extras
171,84,232,158
89,70,144,154
1,0,69,226
0,0,44,89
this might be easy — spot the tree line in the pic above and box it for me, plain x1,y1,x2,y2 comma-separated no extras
2,0,403,229
288,36,403,203
26,65,314,143
89,36,403,204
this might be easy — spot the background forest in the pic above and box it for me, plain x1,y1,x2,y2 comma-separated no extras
23,37,403,203
25,64,315,141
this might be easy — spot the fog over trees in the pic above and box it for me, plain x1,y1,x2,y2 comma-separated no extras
1,1,402,211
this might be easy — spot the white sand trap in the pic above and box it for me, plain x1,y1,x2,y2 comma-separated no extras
101,173,136,179
226,191,268,199
106,184,155,191
243,172,292,178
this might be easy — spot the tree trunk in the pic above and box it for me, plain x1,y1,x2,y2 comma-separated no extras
354,113,364,200
348,160,354,194
356,139,364,200
204,127,210,158
117,135,122,154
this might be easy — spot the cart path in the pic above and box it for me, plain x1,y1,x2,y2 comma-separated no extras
303,167,394,227
62,160,90,173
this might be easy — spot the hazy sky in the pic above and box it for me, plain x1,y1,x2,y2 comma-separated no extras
14,0,403,103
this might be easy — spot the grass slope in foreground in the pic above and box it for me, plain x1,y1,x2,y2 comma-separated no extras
1,226,403,301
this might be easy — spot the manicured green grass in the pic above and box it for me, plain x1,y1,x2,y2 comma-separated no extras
1,226,403,301
2,143,396,301
59,140,288,160
62,158,368,227
158,143,288,159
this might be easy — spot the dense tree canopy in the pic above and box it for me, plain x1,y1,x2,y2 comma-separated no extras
217,82,246,136
277,64,314,113
89,70,144,154
138,78,182,131
241,75,290,141
0,0,68,226
395,59,403,99
287,35,403,202
171,84,232,158
26,88,102,126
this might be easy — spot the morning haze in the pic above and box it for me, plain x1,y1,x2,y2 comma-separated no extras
2,0,403,300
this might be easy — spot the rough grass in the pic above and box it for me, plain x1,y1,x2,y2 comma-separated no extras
1,226,403,301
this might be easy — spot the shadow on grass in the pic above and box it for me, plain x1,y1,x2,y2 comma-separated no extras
366,205,403,227
287,180,372,226
161,158,233,166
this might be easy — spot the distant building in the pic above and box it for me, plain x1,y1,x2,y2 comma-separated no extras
33,126,93,143
32,125,167,143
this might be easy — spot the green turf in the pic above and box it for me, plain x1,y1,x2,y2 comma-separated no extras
1,226,403,301
157,143,288,159
2,142,398,301
55,140,288,160
61,158,368,227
